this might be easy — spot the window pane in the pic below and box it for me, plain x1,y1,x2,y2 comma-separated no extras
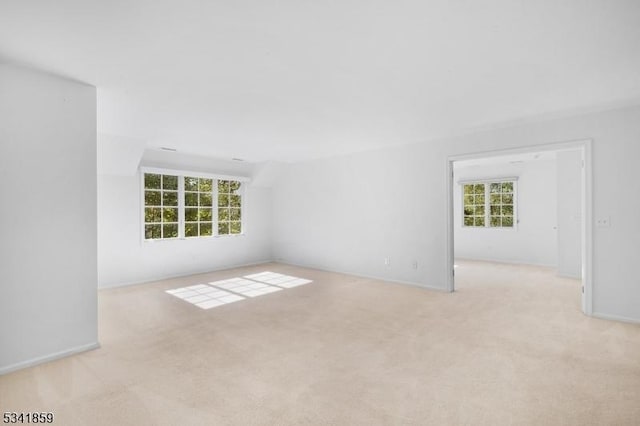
503,216,514,227
218,208,229,220
163,208,178,222
474,206,485,216
475,217,485,227
163,191,178,206
230,195,241,207
490,205,501,216
464,207,474,216
230,208,241,221
490,183,501,193
145,191,161,206
218,194,229,207
490,194,500,204
230,222,241,234
464,217,474,226
200,193,212,207
229,181,241,193
502,194,513,204
503,205,513,215
474,184,484,194
199,208,212,221
145,207,161,223
185,192,198,206
218,222,229,235
490,216,501,227
474,194,484,204
145,224,161,239
185,208,198,222
144,174,161,189
185,222,198,237
200,223,213,236
464,195,474,205
502,182,513,192
218,180,230,193
162,224,178,238
162,175,178,190
184,177,199,191
464,185,474,195
199,178,213,192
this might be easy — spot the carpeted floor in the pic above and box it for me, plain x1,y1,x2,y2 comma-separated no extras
1,260,639,425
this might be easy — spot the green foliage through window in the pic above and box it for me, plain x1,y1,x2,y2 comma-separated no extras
143,173,243,240
184,177,214,238
144,173,179,240
463,180,515,229
217,180,242,235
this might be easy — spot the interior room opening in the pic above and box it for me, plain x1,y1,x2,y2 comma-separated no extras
448,144,588,314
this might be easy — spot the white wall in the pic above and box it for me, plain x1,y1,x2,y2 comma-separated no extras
97,174,272,287
557,150,583,278
454,159,558,266
272,105,640,322
0,64,97,373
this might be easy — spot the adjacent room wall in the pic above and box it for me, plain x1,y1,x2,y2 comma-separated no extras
453,159,558,267
556,150,583,278
97,173,272,288
0,64,98,373
272,105,640,323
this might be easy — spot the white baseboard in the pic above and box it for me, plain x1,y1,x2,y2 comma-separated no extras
556,271,581,279
455,256,557,268
276,260,447,292
592,312,640,325
99,259,275,289
0,342,101,376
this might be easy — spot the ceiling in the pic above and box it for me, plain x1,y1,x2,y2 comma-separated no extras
1,0,639,162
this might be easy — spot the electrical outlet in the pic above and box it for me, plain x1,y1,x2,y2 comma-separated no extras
596,217,611,228
384,257,390,266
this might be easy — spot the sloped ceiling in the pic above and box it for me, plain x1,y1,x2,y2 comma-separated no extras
2,0,640,162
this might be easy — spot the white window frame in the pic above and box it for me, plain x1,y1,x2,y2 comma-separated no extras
140,167,250,242
459,177,518,230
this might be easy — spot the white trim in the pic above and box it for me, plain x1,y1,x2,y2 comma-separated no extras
455,257,558,269
140,166,250,182
592,312,640,325
277,260,447,292
582,141,594,316
98,260,274,289
446,139,591,163
457,176,519,184
0,342,100,376
556,271,581,279
445,139,594,315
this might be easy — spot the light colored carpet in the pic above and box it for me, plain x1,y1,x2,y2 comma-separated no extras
1,260,639,425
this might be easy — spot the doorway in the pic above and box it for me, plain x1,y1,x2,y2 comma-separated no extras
445,140,593,315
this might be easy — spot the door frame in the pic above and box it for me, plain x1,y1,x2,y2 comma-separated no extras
445,139,593,315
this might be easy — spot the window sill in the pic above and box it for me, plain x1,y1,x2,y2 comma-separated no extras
143,233,246,243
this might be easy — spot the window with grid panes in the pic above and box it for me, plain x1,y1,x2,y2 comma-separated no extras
489,182,514,227
463,183,486,227
184,176,214,237
144,173,179,239
217,180,242,235
462,180,516,228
